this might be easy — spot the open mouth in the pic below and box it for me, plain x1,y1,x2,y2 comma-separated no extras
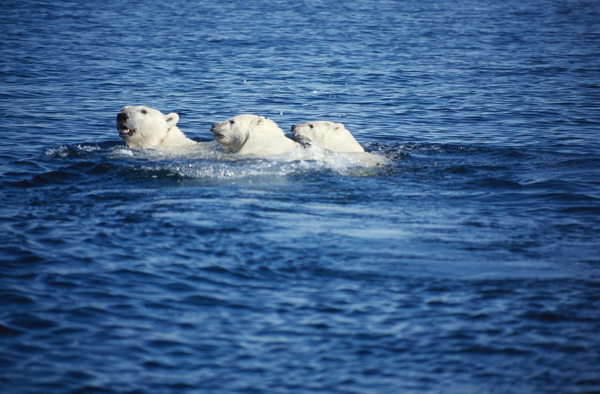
118,124,134,137
210,126,225,141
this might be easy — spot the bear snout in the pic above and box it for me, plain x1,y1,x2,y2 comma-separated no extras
210,124,221,134
210,125,224,140
117,112,128,123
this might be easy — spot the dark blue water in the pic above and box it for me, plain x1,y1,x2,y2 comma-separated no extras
2,0,600,392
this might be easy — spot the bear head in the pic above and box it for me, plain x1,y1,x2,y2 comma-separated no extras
210,114,283,152
290,121,364,153
117,105,180,149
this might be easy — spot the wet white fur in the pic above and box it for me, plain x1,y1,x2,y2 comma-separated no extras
291,121,364,153
211,114,299,156
117,105,196,149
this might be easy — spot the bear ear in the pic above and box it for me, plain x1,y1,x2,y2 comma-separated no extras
165,113,179,128
252,116,265,126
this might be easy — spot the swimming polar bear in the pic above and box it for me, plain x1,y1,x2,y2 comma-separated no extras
117,105,197,149
290,121,365,153
291,120,389,166
210,114,299,156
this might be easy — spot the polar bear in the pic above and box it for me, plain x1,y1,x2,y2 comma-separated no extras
210,114,299,156
290,121,365,153
291,120,389,166
116,105,197,149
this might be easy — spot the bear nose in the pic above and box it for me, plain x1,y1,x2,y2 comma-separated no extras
117,112,128,123
291,125,297,132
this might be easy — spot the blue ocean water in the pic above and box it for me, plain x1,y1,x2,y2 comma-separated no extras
1,0,600,392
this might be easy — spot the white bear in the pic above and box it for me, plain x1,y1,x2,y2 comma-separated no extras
117,105,197,149
210,114,299,156
291,120,389,166
290,121,365,153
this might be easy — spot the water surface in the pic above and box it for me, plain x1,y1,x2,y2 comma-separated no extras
1,0,600,392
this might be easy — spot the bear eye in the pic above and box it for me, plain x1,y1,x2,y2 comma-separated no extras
140,109,147,114
309,124,314,129
229,120,235,125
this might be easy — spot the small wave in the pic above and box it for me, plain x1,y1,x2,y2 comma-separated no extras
105,143,392,183
107,140,222,161
13,141,396,189
44,142,116,158
29,162,115,186
45,145,86,158
137,153,386,183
